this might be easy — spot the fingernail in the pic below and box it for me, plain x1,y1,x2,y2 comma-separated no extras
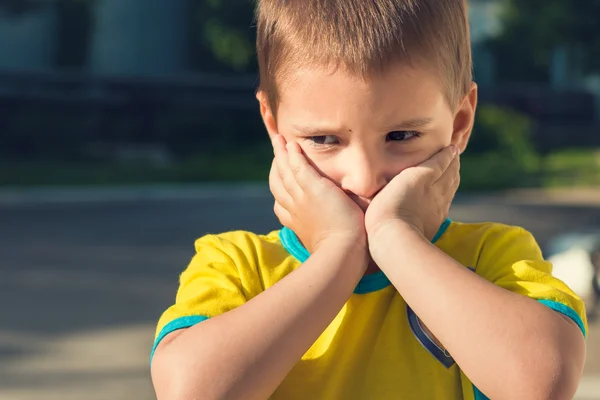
450,145,458,156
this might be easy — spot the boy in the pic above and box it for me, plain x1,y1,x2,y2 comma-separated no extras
151,1,587,399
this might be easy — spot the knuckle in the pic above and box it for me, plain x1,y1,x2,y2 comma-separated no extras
292,165,302,176
414,168,428,179
282,173,295,187
437,159,446,171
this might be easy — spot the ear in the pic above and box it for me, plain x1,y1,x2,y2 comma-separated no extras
256,90,279,138
451,82,478,154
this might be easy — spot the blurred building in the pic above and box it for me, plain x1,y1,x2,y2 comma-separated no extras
0,0,188,77
0,0,597,152
0,4,56,72
469,0,503,87
90,0,188,78
0,0,506,81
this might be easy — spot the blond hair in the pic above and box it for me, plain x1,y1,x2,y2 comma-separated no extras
256,0,472,113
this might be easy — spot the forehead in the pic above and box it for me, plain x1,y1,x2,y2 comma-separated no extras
277,64,449,126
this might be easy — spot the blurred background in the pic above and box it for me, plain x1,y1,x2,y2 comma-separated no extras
0,0,598,399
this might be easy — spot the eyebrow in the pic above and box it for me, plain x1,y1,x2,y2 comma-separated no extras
292,117,435,135
385,117,435,130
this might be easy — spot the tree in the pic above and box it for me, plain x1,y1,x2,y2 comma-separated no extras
188,0,257,73
486,0,600,82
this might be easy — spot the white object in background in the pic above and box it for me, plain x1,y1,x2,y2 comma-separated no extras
549,247,595,308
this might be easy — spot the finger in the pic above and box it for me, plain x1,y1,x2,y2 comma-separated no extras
269,159,293,209
272,135,301,196
420,145,458,179
447,169,460,197
452,172,461,193
286,141,324,189
451,157,461,191
271,134,288,177
436,154,460,187
274,201,293,228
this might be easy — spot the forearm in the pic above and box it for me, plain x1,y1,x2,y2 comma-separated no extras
152,241,367,400
370,222,585,400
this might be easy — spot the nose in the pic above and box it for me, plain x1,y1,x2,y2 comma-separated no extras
340,150,388,200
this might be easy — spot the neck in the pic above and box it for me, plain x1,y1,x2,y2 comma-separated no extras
365,257,380,275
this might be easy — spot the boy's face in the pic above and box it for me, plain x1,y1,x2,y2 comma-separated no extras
259,64,477,211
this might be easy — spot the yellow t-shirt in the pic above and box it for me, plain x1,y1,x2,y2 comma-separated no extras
152,219,587,400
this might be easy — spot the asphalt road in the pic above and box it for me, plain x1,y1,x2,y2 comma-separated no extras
0,188,599,399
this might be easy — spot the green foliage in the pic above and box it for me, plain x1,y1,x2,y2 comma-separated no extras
0,146,271,186
460,153,537,191
541,148,600,187
4,147,598,189
202,18,255,71
488,0,600,81
469,105,540,168
188,0,257,73
461,105,541,190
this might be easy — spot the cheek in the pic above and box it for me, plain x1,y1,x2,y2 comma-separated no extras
384,154,421,179
387,144,435,171
301,151,343,184
410,131,453,162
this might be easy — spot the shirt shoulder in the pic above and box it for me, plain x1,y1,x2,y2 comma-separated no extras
438,221,542,267
191,229,297,289
152,229,295,356
442,221,587,336
443,221,535,246
193,229,286,260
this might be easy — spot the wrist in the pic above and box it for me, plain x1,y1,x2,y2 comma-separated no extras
314,234,369,272
314,231,367,254
368,220,425,260
368,218,422,243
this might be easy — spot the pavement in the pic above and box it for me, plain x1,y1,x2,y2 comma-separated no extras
0,184,599,399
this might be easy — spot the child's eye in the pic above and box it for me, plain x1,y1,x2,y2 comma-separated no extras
308,135,339,146
386,131,421,141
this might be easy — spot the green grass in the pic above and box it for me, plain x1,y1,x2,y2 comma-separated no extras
0,146,272,187
1,147,598,190
541,148,600,187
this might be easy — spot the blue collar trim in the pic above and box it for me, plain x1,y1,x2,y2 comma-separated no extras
279,218,452,295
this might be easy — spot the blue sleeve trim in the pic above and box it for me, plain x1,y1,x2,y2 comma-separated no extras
279,228,309,263
473,385,490,400
150,315,210,364
407,305,455,369
431,218,452,244
537,299,587,339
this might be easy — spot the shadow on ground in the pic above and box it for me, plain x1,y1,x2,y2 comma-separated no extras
0,192,598,399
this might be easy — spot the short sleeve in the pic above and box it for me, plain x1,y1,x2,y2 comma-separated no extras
474,225,588,338
150,234,252,362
